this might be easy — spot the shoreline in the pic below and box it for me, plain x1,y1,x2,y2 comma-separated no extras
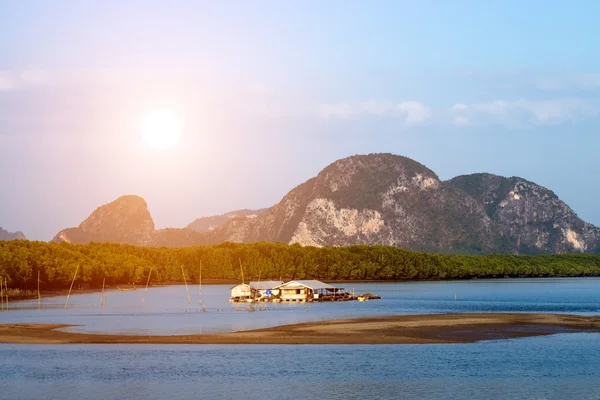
1,313,599,345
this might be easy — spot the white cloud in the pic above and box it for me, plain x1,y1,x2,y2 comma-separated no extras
453,116,470,126
318,100,432,125
450,98,598,127
397,101,432,125
0,68,49,91
19,68,48,86
0,71,17,91
451,103,468,112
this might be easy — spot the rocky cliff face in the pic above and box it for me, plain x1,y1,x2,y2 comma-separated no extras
52,195,156,245
208,154,496,252
187,209,268,233
207,154,600,254
448,173,600,253
51,195,205,246
0,227,26,241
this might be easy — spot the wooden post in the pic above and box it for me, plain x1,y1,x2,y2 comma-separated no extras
37,270,41,309
0,276,4,311
142,268,152,304
4,277,8,311
239,258,244,284
181,265,191,304
100,278,106,307
199,261,206,306
64,264,79,309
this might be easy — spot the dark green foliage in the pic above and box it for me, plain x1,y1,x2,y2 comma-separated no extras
0,240,599,291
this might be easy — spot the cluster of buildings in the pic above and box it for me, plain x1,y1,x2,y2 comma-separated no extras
229,280,351,303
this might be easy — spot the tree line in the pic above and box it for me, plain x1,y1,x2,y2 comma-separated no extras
1,240,599,291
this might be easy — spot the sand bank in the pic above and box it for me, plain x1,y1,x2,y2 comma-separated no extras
1,313,598,345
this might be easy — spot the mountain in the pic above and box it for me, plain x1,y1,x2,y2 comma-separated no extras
187,209,269,233
0,227,26,241
207,153,600,254
51,195,205,246
52,195,157,245
448,173,600,254
50,154,600,254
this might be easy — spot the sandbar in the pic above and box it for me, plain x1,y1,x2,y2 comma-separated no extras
0,313,598,345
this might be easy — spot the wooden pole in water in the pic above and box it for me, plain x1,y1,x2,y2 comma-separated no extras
100,278,106,306
198,261,202,305
64,264,79,309
181,265,191,304
5,277,8,311
37,270,41,309
239,258,244,284
142,268,152,304
0,276,4,311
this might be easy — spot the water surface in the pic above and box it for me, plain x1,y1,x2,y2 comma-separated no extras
1,333,599,400
3,278,599,335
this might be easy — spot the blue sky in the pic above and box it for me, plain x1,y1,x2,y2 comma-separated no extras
1,0,600,240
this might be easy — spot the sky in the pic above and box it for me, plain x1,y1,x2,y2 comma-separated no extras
1,0,600,241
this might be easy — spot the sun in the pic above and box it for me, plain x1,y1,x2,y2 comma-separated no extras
140,108,182,149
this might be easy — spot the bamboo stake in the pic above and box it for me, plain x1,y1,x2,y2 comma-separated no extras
64,264,79,309
0,276,4,311
37,270,41,309
198,261,202,305
239,258,244,284
181,265,191,304
142,268,152,304
100,278,106,307
5,277,8,311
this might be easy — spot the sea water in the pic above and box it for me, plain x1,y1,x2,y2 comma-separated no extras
1,278,600,399
1,334,600,400
2,278,599,335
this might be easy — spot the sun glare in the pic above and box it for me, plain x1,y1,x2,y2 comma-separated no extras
140,108,182,149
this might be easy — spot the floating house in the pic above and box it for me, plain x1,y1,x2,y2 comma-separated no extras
249,280,284,299
229,283,256,302
230,280,283,302
274,280,348,302
229,279,372,303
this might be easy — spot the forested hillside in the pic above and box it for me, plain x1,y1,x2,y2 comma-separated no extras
1,240,600,291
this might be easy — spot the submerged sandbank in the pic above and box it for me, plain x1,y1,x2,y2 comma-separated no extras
1,313,599,345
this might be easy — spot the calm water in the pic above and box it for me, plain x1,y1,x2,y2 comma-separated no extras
2,278,600,335
1,335,600,400
2,278,600,400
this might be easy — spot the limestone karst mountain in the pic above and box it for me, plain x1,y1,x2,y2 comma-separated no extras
51,154,600,254
187,209,269,233
0,227,26,241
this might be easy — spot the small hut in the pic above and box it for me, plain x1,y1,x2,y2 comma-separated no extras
274,280,345,302
229,283,256,302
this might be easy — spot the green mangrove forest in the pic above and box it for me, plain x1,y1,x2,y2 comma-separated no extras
1,240,600,292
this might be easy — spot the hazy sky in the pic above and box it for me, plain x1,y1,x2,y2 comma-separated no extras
1,0,600,240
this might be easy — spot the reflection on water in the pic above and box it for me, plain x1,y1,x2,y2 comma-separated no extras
2,278,600,335
1,333,600,400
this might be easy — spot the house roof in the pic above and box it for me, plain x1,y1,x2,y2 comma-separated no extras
230,283,253,290
248,280,284,290
274,280,336,290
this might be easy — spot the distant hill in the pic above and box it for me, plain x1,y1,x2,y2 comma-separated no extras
187,209,269,233
51,195,206,246
50,154,600,254
0,227,26,241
